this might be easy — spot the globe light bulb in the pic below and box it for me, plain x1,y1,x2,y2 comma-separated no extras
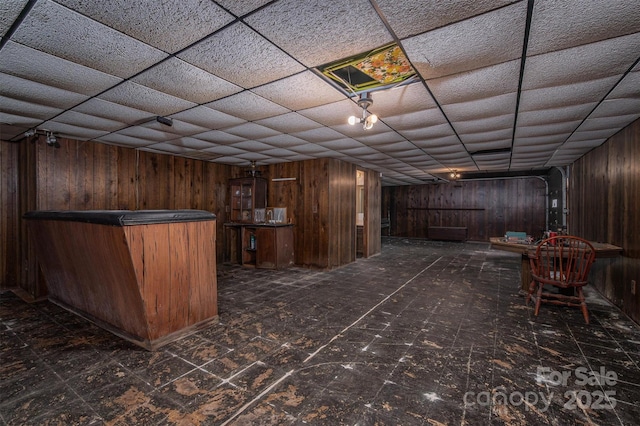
348,116,358,125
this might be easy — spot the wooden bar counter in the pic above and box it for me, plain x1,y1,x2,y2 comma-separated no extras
490,237,623,292
24,210,218,350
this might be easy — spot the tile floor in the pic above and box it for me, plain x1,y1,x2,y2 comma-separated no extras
1,238,640,425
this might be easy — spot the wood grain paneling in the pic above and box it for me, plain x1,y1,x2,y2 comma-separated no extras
570,117,640,325
383,178,547,241
0,142,19,289
26,217,217,349
7,136,234,299
362,168,381,258
266,158,371,269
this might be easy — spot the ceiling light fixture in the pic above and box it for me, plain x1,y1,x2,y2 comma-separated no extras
45,130,59,148
450,170,460,179
348,93,378,130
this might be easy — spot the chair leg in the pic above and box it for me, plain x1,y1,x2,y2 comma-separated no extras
526,280,535,304
534,283,543,317
577,287,589,324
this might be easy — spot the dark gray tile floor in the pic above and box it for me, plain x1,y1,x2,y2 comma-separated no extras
2,238,640,425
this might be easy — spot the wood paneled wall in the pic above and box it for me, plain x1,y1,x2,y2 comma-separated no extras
265,158,364,269
362,168,381,257
570,118,640,324
382,178,547,241
4,135,234,298
1,142,19,289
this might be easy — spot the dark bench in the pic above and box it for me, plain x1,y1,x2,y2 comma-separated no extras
428,226,467,241
381,218,390,236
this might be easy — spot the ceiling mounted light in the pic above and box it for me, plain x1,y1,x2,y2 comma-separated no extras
348,93,378,130
45,131,59,148
450,170,460,179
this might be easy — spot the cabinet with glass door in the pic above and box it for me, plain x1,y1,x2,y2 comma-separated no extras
229,177,267,223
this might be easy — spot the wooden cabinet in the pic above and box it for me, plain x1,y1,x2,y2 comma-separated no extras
225,223,294,269
255,225,294,269
229,177,267,223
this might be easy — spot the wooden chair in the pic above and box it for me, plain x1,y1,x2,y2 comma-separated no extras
526,236,596,323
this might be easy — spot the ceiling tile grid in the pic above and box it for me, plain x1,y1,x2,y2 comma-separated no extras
1,0,639,185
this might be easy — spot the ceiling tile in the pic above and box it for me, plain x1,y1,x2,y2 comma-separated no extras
96,133,154,147
398,123,456,141
528,0,640,55
1,0,29,37
370,84,438,117
383,108,448,131
429,60,521,105
206,91,289,121
377,0,518,39
523,33,640,90
12,0,168,79
0,111,41,128
517,104,596,126
252,71,345,111
171,106,245,129
132,58,242,104
317,138,365,150
98,81,197,116
460,129,513,145
165,137,217,150
402,2,526,79
72,98,153,125
518,76,620,111
353,131,406,146
231,140,273,152
515,121,581,138
375,141,420,153
454,114,513,134
193,130,246,145
203,145,247,156
255,113,322,134
53,110,126,132
224,123,281,140
214,0,272,17
289,127,347,143
589,99,640,119
177,22,305,89
287,143,332,155
0,41,122,96
0,72,88,109
245,0,393,67
0,95,63,120
258,134,308,148
299,100,362,127
442,93,517,121
55,0,234,53
606,72,640,100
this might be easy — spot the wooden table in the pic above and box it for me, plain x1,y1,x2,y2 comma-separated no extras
489,237,623,292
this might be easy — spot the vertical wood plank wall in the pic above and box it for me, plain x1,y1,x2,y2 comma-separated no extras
363,168,382,258
2,136,234,297
570,118,640,324
2,138,375,296
382,178,547,241
265,158,367,269
0,142,19,290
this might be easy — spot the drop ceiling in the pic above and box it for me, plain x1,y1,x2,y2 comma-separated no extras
1,0,639,185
